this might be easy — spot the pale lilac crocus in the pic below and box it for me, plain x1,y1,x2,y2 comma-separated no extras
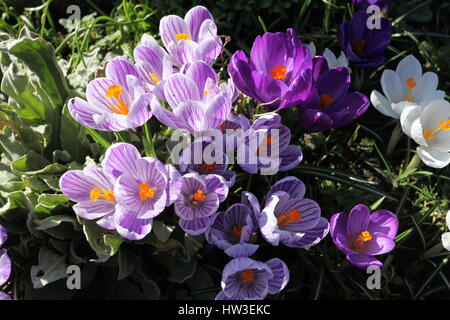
160,6,222,67
174,173,228,235
68,57,153,131
102,143,182,240
216,257,289,300
0,225,11,300
151,61,232,133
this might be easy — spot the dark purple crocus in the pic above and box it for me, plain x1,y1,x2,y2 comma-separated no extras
299,63,370,132
330,204,398,269
258,176,329,248
0,225,11,300
228,28,313,110
205,204,255,251
216,257,289,300
352,0,389,11
339,11,391,69
174,173,229,235
237,113,303,175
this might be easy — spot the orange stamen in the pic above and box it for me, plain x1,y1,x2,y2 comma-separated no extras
139,184,155,200
90,188,115,202
405,78,417,102
424,119,450,141
200,164,217,173
241,269,254,283
189,189,206,205
351,39,366,57
176,33,191,41
352,230,372,250
320,93,334,109
105,85,129,115
277,209,301,227
232,225,243,239
271,65,287,80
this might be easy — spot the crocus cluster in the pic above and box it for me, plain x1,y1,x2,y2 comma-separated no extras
371,55,449,168
0,225,11,300
60,143,182,240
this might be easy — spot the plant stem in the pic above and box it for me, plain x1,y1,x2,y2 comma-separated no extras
143,122,156,157
386,122,403,157
405,154,421,172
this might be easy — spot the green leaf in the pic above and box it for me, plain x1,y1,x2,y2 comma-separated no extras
152,219,175,243
30,246,68,289
60,104,91,163
11,151,66,176
80,218,123,262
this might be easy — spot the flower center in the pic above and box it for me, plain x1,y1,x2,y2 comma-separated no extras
271,65,288,80
352,230,372,250
105,85,129,115
149,72,160,84
404,78,417,102
256,134,274,156
351,39,366,57
139,184,155,200
320,93,335,109
189,189,206,205
200,163,217,173
241,269,255,283
232,225,243,239
220,123,226,133
277,208,301,227
423,119,450,141
90,188,115,202
176,33,191,41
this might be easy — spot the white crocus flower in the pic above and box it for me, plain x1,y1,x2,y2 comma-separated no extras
442,211,450,251
371,55,445,119
307,42,351,73
400,100,450,168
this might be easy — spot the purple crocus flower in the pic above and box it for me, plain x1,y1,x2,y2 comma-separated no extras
60,165,118,230
133,34,175,101
352,0,389,11
216,257,289,300
68,57,153,131
159,6,222,67
237,113,303,175
258,176,329,248
179,139,236,186
228,28,313,110
330,204,398,269
174,173,228,236
151,61,232,134
0,225,11,300
205,204,255,251
299,63,370,132
102,143,182,240
339,11,392,69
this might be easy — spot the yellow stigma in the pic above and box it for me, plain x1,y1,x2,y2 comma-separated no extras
241,269,255,283
189,189,206,205
176,33,191,41
277,209,301,227
149,73,160,84
404,78,417,102
271,65,287,80
90,188,115,202
139,184,155,201
105,85,129,115
352,230,372,250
